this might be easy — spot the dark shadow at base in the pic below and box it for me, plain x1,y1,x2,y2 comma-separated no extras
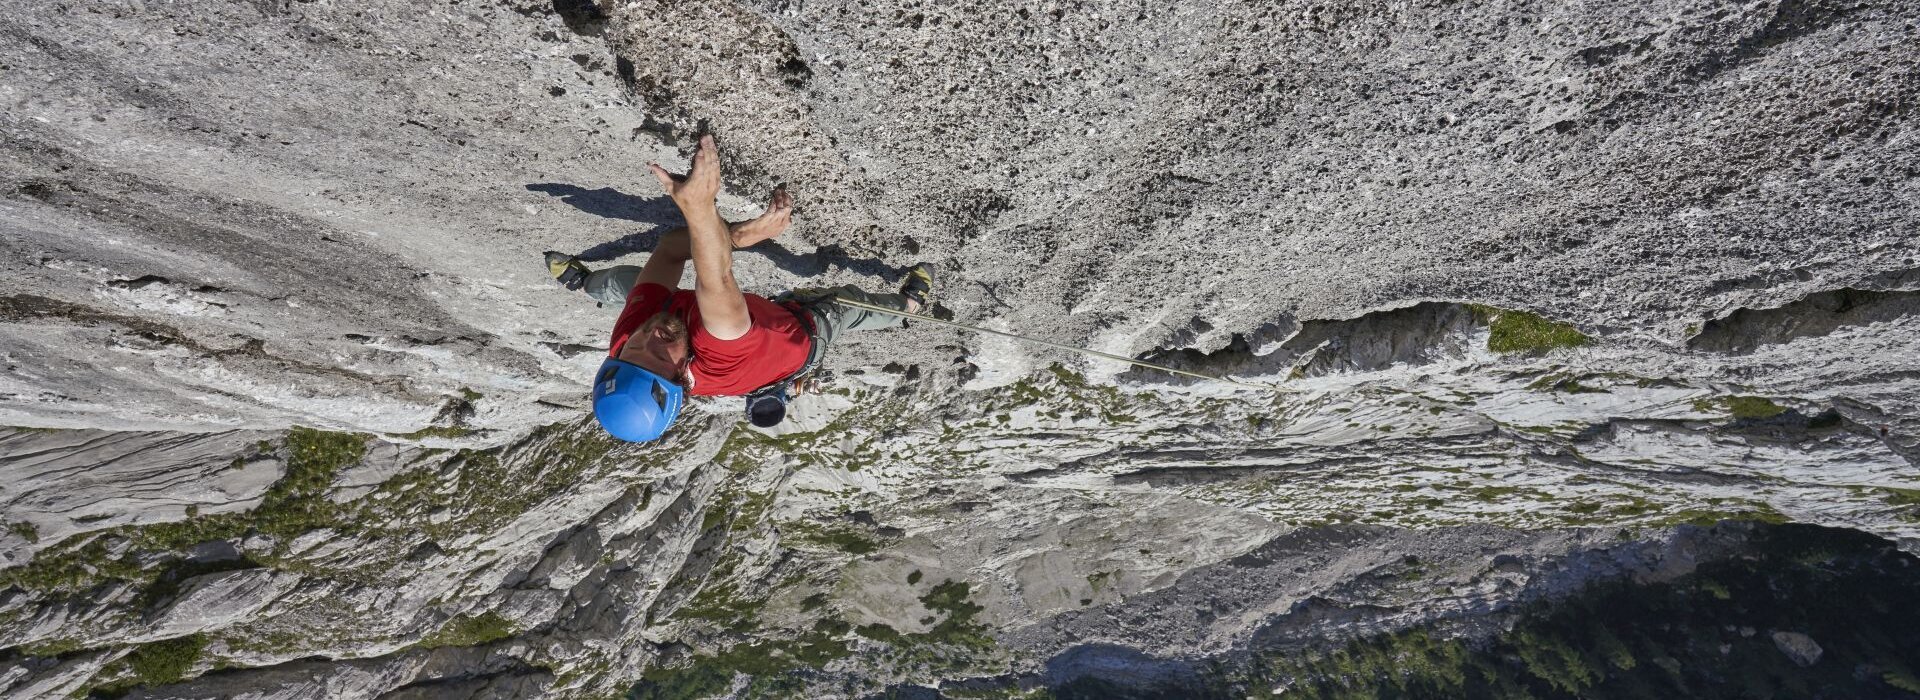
527,182,900,279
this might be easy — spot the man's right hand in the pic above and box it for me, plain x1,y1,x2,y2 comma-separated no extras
648,135,723,215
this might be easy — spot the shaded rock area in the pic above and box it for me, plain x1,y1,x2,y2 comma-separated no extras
0,0,1918,698
1691,287,1920,354
1123,301,1487,384
985,523,1920,698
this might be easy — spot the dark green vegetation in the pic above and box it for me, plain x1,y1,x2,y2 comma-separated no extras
257,428,367,538
126,635,208,686
916,580,993,651
1692,395,1790,420
632,386,1034,698
85,634,211,697
783,522,882,554
640,428,861,698
1471,306,1591,354
1024,524,1920,699
1655,503,1790,528
387,425,477,441
636,579,997,699
631,631,854,700
413,612,515,649
1882,488,1920,524
8,520,39,543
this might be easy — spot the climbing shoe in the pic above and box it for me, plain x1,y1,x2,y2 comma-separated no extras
899,263,935,312
544,251,591,291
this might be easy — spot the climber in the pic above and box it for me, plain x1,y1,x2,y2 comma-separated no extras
545,135,934,442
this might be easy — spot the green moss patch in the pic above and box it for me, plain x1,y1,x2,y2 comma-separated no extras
915,580,994,651
1692,396,1789,420
782,521,882,555
356,419,632,544
1725,396,1788,420
1466,485,1550,502
414,612,515,649
92,633,210,693
130,634,208,685
640,580,997,698
1880,487,1920,507
670,484,778,632
1525,372,1609,394
674,581,769,633
855,623,905,644
1655,503,1791,527
255,428,367,538
16,637,85,658
386,425,476,441
1471,305,1591,354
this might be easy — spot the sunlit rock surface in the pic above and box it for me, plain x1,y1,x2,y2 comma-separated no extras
2,0,1918,697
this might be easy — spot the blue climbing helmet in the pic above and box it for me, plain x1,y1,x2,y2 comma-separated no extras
591,357,685,442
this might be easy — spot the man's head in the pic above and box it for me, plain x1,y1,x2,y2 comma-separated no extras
593,311,693,442
617,311,693,385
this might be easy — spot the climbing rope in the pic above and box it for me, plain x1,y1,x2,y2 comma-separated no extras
826,297,1294,393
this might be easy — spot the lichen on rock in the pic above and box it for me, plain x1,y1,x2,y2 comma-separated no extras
2,0,1919,697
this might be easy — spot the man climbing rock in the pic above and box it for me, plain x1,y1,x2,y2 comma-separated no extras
545,135,933,442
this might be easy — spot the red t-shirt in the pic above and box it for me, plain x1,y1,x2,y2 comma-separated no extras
608,283,811,396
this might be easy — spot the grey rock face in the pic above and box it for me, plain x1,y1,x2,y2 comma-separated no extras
0,429,282,566
0,0,1917,698
1770,630,1824,667
143,570,301,640
1,0,1914,437
614,0,1920,358
0,0,656,437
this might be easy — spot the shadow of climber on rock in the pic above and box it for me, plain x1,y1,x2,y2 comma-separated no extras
526,182,898,278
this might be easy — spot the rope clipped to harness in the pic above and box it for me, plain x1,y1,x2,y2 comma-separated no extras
824,297,1295,394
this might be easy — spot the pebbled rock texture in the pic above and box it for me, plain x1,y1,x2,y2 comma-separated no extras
1,0,1918,698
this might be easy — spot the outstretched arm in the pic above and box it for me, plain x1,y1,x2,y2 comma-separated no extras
649,135,750,340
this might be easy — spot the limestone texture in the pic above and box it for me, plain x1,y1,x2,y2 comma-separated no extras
2,0,1919,697
1771,630,1825,668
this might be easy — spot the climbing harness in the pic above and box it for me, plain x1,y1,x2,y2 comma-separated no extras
824,297,1294,393
741,299,829,427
